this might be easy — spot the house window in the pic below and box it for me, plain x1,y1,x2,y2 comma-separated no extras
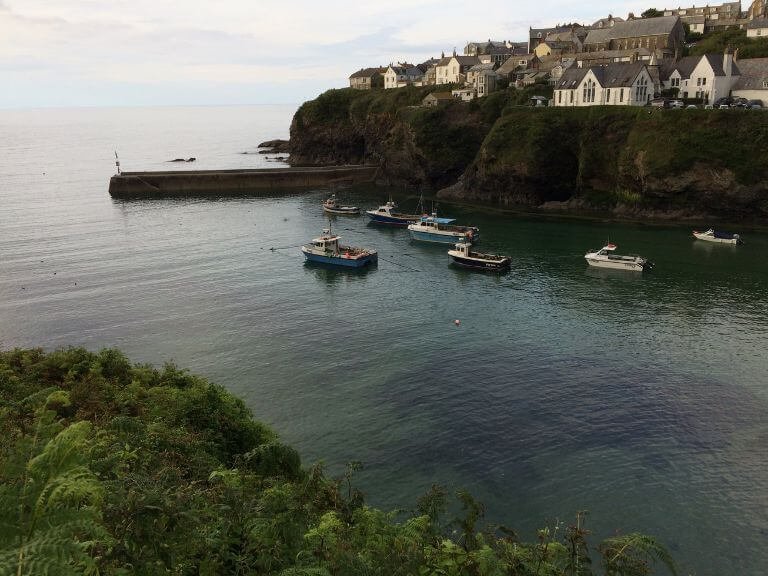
763,80,768,88
702,78,707,86
606,88,611,102
635,76,648,102
583,79,596,103
620,88,624,102
558,91,562,104
570,91,573,103
696,78,702,86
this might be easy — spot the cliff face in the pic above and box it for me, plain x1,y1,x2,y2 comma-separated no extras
290,88,768,220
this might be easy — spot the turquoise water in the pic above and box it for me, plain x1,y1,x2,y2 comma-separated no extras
1,106,767,575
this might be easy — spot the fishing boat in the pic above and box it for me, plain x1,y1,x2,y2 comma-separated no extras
448,242,510,271
692,228,742,245
408,214,479,244
301,228,377,268
365,200,422,226
322,194,360,215
584,244,653,272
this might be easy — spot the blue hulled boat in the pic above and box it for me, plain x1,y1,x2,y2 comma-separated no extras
408,215,479,244
301,228,377,268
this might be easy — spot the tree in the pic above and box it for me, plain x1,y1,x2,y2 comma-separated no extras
641,8,663,18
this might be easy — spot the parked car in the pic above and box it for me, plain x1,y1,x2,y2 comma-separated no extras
686,104,698,109
650,97,669,108
748,99,764,109
713,97,732,107
718,104,730,109
670,100,684,108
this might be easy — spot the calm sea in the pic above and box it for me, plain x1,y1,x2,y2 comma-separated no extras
1,105,767,575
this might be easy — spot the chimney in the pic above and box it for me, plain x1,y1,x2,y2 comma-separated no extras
723,46,733,78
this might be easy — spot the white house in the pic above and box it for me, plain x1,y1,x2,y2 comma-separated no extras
663,51,739,103
746,18,768,37
730,57,768,104
384,64,424,89
435,54,480,85
553,62,656,107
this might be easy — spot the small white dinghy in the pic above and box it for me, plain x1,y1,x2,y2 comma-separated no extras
584,244,653,272
692,228,742,245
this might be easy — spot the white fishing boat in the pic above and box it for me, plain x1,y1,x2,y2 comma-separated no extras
692,228,742,245
323,194,360,215
408,214,479,244
584,244,653,272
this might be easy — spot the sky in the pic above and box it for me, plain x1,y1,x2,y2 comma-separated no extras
0,1,646,108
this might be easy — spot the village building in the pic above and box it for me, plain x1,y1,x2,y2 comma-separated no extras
582,15,685,59
592,14,624,29
573,48,655,67
495,53,540,82
553,62,656,107
730,57,768,103
662,51,740,103
435,54,480,85
529,25,586,53
748,0,767,19
348,68,384,90
661,2,743,31
384,64,424,89
466,63,499,97
746,18,768,36
422,91,455,107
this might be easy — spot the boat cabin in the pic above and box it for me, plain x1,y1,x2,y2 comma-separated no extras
312,230,340,253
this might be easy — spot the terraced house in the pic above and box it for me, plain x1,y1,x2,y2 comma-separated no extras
583,15,685,59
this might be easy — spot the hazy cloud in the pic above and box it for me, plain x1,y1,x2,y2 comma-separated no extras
0,1,647,107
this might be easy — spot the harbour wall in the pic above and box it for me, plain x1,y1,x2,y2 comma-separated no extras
108,165,379,199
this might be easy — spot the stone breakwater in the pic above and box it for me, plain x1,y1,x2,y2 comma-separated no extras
108,165,378,199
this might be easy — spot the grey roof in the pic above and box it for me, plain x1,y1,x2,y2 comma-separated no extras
592,15,624,27
590,62,647,87
702,53,741,76
556,66,589,89
732,57,768,90
585,15,680,44
468,63,497,72
423,91,454,101
669,55,700,79
746,18,768,29
556,62,649,89
349,67,383,79
541,40,575,50
574,48,652,62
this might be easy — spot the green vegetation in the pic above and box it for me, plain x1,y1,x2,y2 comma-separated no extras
0,347,677,575
687,28,768,59
641,8,663,18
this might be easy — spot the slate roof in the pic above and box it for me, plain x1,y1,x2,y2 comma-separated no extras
590,62,647,87
669,55,700,79
468,63,497,72
424,91,454,100
349,67,383,79
556,62,650,89
701,53,741,76
746,18,768,29
541,41,575,51
556,67,590,89
585,15,680,44
731,58,768,90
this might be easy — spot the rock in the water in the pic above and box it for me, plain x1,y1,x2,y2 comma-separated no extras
257,139,290,153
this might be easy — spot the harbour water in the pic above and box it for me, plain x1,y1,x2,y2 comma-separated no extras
1,106,767,575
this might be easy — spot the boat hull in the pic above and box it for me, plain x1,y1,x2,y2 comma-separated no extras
693,232,739,245
366,211,419,226
302,250,377,268
450,254,510,271
324,206,360,215
585,257,647,271
409,229,469,244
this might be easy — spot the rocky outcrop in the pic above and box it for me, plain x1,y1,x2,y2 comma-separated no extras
288,88,768,221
